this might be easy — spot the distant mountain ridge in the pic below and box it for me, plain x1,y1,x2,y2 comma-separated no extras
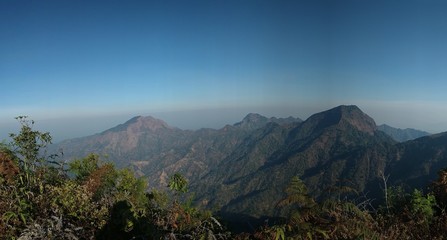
378,124,430,142
233,113,302,130
53,105,447,221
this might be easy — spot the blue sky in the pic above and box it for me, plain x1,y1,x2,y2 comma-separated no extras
2,0,447,141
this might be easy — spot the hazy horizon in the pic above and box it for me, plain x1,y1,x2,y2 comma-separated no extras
0,103,442,143
2,0,447,141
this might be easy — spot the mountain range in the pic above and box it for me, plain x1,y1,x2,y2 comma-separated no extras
53,105,447,222
377,124,430,142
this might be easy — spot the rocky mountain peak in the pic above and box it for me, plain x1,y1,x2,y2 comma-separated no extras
106,115,173,134
132,116,172,131
337,105,377,134
304,105,377,135
243,113,266,121
233,113,270,130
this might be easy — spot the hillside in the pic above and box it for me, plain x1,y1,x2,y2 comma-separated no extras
5,110,447,239
194,105,397,218
378,124,431,142
388,132,447,189
55,114,303,189
53,105,447,220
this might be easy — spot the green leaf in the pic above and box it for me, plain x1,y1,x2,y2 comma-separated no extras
3,211,17,224
168,173,188,193
19,213,27,224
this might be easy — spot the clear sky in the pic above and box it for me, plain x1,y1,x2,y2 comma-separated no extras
2,0,447,141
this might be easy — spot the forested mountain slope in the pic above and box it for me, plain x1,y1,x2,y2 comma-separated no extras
54,105,447,219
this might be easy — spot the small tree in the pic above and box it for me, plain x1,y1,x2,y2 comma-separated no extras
9,116,52,168
9,116,53,186
277,176,316,209
1,117,58,238
410,189,436,222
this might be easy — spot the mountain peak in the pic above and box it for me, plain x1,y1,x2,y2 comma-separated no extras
333,105,377,134
241,113,269,123
133,116,172,131
106,115,173,133
305,105,377,135
233,113,269,130
336,104,362,112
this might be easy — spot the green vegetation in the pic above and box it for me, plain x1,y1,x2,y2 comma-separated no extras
2,116,447,239
0,117,229,239
238,170,447,240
